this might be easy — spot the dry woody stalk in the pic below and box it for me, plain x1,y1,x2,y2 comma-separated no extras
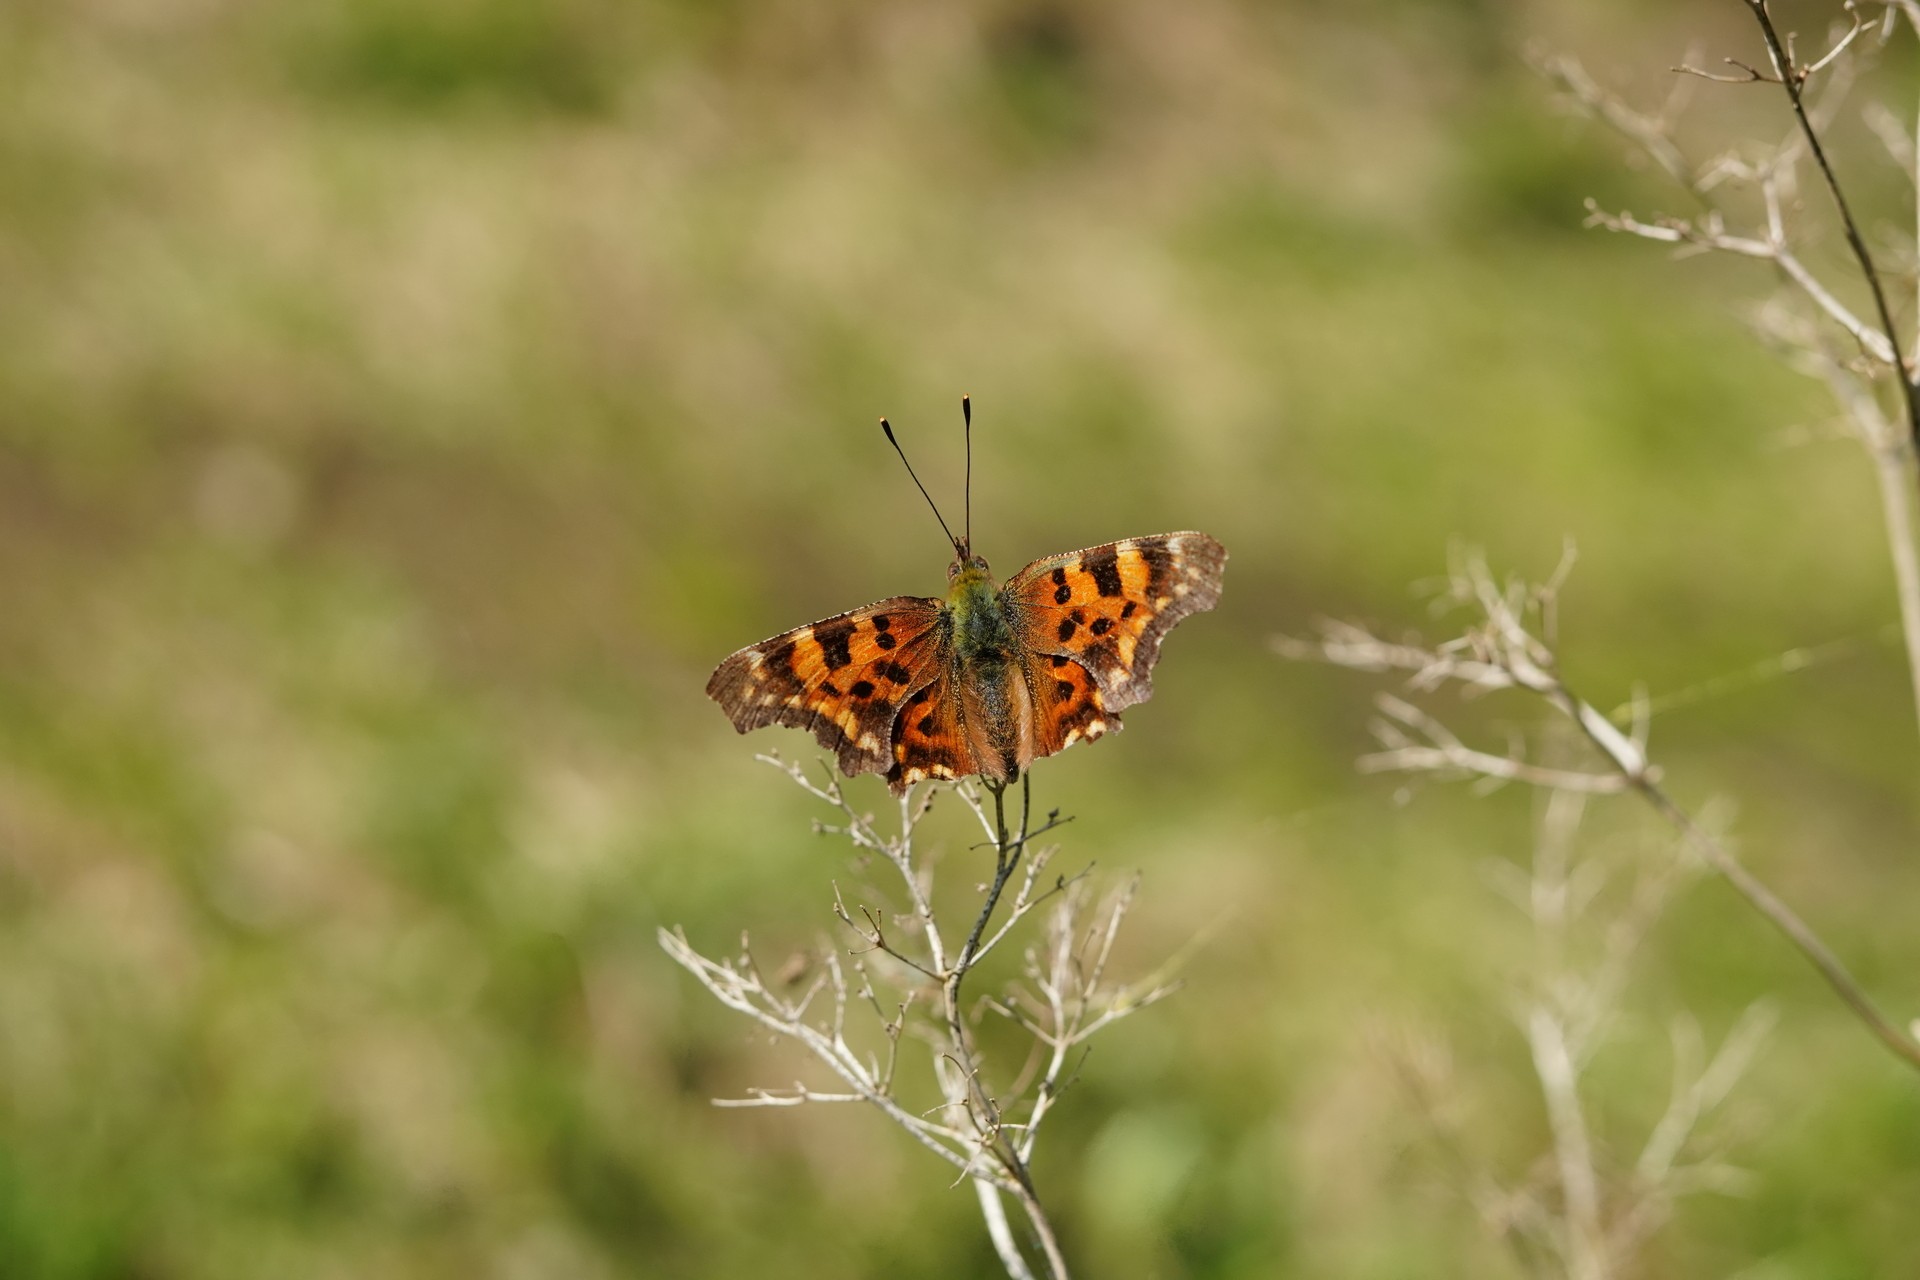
660,756,1179,1280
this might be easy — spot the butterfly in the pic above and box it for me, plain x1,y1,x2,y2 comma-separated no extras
706,400,1227,795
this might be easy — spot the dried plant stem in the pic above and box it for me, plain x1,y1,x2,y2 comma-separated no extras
946,776,1071,1280
953,780,1032,1010
1911,0,1920,334
1378,781,1767,1275
1626,768,1920,1072
1534,620,1920,1072
1735,0,1920,735
976,1183,1037,1280
1742,1,1919,441
1283,552,1920,1077
1527,1008,1606,1280
1532,672,1920,1076
663,759,1176,1280
1870,441,1920,733
1816,349,1920,739
1562,4,1920,741
1557,0,1920,787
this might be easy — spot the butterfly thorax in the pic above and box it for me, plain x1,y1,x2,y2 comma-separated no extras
947,563,1014,668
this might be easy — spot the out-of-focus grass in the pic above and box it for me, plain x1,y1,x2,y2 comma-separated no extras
2,1,1918,1276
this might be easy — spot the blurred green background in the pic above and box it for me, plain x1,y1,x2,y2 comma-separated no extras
4,0,1920,1276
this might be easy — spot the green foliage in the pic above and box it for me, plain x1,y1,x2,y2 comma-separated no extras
289,0,622,115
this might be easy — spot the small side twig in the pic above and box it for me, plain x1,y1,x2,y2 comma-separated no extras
662,757,1183,1280
1282,551,1920,1077
1376,786,1764,1277
1741,2,1917,439
1545,12,1920,745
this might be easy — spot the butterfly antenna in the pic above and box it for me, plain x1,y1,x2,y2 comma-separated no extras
880,417,961,554
961,394,972,555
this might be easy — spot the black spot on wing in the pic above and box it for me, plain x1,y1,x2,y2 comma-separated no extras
1121,601,1137,619
1084,546,1124,597
814,620,856,670
1077,641,1120,683
883,662,913,684
1090,617,1112,636
851,680,876,698
1137,541,1171,596
1057,617,1076,642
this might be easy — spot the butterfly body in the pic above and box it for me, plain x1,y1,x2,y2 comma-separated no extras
943,556,1033,782
708,532,1226,794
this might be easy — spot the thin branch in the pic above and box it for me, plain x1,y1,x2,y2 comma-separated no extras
1546,15,1920,755
1581,199,1896,364
1536,50,1695,185
1283,554,1920,1077
659,926,1012,1187
1675,56,1778,84
658,758,1183,1280
1628,773,1920,1072
1832,358,1920,733
1526,1009,1607,1280
1745,0,1919,441
976,1182,1038,1280
1364,693,1634,793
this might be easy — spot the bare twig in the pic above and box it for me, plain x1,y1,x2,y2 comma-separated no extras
1581,191,1895,365
1535,51,1695,186
1282,552,1920,1076
1546,13,1920,742
1365,694,1633,794
1527,1007,1606,1280
1739,1,1917,439
662,757,1179,1279
1377,786,1763,1277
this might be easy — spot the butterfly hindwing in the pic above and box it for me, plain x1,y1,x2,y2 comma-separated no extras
1021,649,1115,756
884,665,981,793
706,596,945,780
1005,532,1227,714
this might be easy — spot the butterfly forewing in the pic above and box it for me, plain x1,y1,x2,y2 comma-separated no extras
706,596,946,779
1005,532,1227,714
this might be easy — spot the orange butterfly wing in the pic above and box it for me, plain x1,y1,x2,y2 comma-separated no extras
1005,531,1226,757
706,597,948,781
1022,649,1113,756
884,664,983,793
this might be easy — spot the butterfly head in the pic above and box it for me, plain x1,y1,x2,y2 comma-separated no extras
945,540,1000,629
947,542,991,585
